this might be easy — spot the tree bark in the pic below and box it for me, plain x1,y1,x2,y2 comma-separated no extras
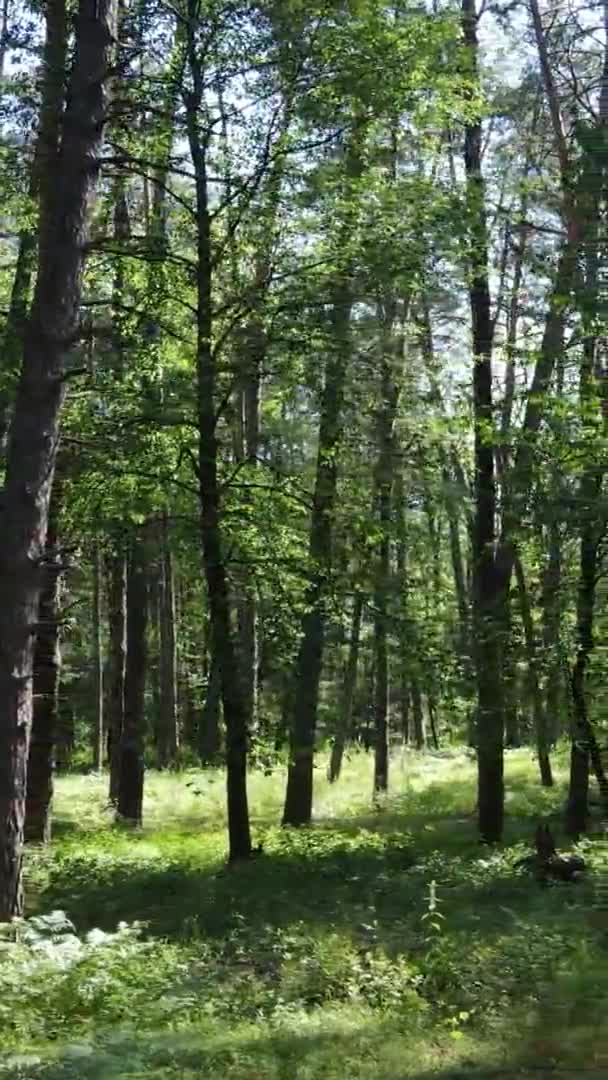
200,646,222,763
373,302,402,795
0,0,114,920
0,0,68,455
564,75,608,832
541,506,563,745
107,543,127,803
25,483,63,844
462,0,503,843
158,514,178,767
233,325,263,743
328,590,364,783
513,552,553,786
92,542,104,772
502,592,520,748
282,280,353,826
411,680,426,750
185,22,251,859
117,536,148,824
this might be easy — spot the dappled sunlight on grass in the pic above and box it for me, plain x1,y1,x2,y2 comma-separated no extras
9,747,608,1078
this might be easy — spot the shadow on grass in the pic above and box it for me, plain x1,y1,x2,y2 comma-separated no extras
21,1019,608,1080
35,806,583,950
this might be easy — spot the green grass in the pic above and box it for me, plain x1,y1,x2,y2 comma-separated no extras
3,747,608,1079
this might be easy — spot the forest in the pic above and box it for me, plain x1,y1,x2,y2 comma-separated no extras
1,0,608,1075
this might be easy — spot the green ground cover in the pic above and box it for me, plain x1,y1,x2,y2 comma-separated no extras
2,748,607,1079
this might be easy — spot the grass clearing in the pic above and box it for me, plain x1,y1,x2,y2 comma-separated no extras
2,747,608,1078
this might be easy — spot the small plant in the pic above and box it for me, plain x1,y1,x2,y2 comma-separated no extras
421,879,445,939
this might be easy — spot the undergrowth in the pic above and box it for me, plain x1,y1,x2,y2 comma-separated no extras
2,747,607,1078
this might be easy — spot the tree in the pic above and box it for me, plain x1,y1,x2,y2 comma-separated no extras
461,0,503,842
0,0,115,920
117,533,148,825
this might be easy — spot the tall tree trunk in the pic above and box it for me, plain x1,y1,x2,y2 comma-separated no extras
411,680,426,750
373,301,402,795
401,688,410,745
158,514,178,767
502,592,520,748
513,552,553,786
185,27,251,860
0,0,114,920
541,503,563,745
233,326,262,743
462,0,503,843
92,542,104,772
565,489,606,835
282,129,364,826
25,483,63,844
199,629,222,764
0,0,68,455
328,590,364,783
117,536,148,824
427,695,440,751
565,55,608,832
395,470,414,748
107,544,127,804
282,281,353,826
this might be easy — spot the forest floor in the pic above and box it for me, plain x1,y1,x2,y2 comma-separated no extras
2,747,608,1079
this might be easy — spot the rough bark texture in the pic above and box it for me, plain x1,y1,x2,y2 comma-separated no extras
0,0,114,920
25,486,62,844
117,537,147,824
328,591,364,783
107,544,127,804
185,26,251,859
0,0,68,455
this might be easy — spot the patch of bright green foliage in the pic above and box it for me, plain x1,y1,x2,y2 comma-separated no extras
2,748,608,1079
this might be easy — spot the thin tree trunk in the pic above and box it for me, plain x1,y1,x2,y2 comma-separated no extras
411,681,426,750
565,51,608,832
395,470,413,748
185,29,251,859
373,302,401,795
25,482,63,844
401,688,410,745
462,0,503,843
565,490,605,835
329,591,364,783
158,514,178,766
513,552,553,786
541,504,563,745
428,694,440,750
92,542,104,772
502,593,520,748
117,536,148,824
0,0,114,920
233,327,262,742
199,644,222,764
282,128,364,826
107,544,127,804
282,281,353,825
